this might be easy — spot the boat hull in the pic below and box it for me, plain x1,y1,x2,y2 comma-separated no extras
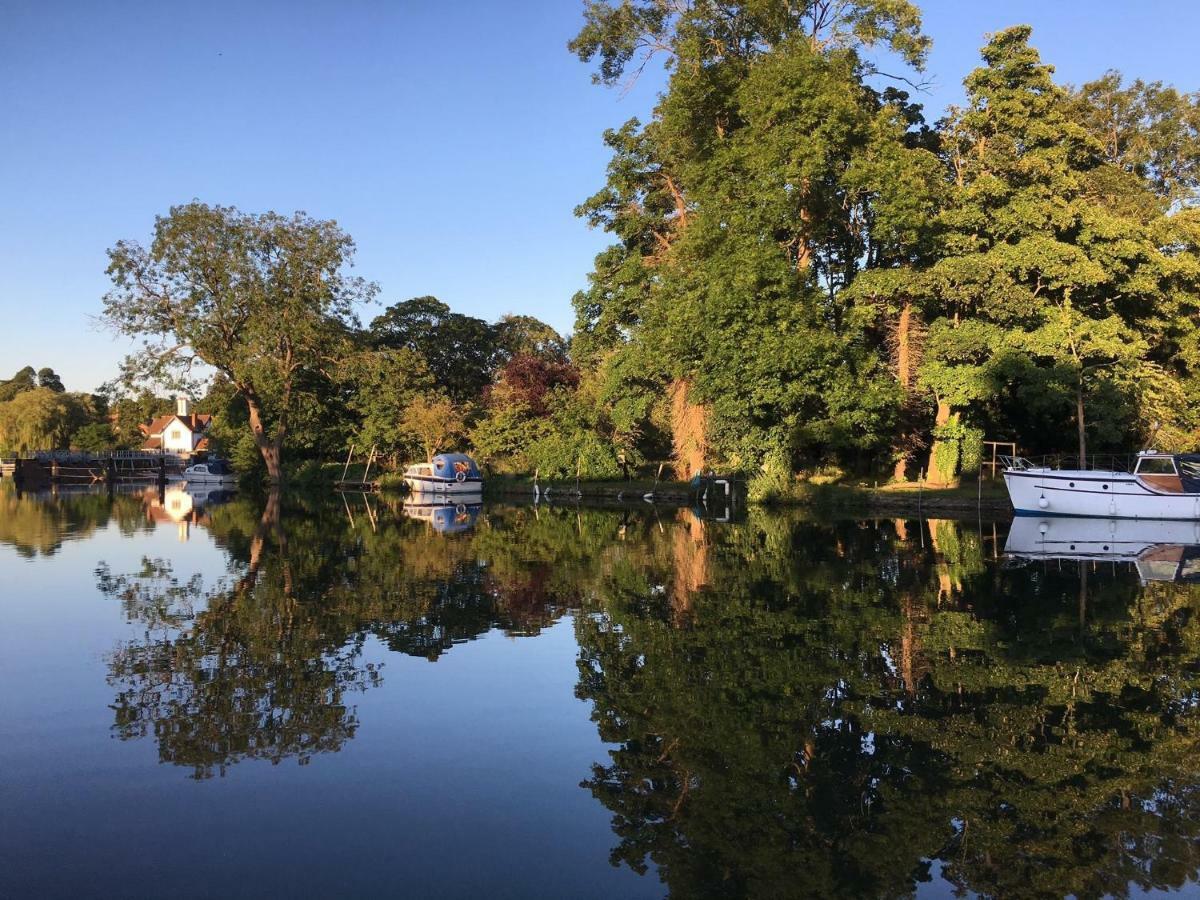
404,477,483,496
1004,469,1200,520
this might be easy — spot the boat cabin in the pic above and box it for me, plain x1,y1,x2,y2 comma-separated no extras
1134,453,1200,494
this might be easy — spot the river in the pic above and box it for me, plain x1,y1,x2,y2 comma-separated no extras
2,482,1198,898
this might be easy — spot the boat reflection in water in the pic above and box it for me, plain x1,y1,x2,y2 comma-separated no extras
401,495,483,534
1005,515,1200,583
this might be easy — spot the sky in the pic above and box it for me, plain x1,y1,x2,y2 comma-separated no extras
2,0,1200,393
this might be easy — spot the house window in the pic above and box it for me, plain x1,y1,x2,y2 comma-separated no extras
170,429,182,441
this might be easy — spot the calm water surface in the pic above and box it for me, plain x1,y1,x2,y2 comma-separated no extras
2,483,1199,899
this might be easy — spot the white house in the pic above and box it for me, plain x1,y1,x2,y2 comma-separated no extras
140,396,213,456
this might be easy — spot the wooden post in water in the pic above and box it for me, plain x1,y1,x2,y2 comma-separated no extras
361,445,377,487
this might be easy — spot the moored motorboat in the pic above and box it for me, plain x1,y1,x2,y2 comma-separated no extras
1002,452,1200,520
180,459,237,485
403,453,483,495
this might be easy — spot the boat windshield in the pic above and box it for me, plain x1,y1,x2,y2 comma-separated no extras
1136,456,1177,475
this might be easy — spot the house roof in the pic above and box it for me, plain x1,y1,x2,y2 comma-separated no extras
139,413,213,437
143,436,163,450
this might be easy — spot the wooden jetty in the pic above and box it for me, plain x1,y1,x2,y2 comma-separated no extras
334,444,381,492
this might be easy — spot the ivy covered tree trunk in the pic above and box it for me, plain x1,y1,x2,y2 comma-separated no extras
893,300,915,482
926,401,959,486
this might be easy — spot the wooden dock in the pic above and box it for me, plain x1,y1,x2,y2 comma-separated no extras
6,452,178,488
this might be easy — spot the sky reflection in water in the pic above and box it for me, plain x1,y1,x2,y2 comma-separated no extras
2,482,1199,899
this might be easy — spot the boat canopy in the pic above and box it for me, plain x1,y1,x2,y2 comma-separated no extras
1175,454,1200,492
430,453,481,480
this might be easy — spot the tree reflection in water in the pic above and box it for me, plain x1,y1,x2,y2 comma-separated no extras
575,512,1200,899
97,493,573,779
85,490,1200,896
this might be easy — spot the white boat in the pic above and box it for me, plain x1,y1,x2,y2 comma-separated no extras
403,453,483,496
1005,516,1200,583
1002,452,1200,520
180,460,238,485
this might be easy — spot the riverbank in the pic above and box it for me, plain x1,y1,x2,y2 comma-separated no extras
483,474,1013,515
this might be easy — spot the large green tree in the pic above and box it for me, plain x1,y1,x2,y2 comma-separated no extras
102,203,374,483
860,27,1200,482
571,0,938,471
368,296,496,405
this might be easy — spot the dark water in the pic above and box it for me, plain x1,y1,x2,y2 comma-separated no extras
2,483,1199,899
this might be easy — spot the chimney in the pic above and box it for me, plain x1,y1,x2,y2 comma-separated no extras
176,395,192,417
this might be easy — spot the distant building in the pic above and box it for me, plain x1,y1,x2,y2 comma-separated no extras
140,396,213,456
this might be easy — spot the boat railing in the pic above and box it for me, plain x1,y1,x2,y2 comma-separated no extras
1000,453,1136,473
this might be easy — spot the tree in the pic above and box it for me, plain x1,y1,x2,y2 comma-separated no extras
492,314,569,364
342,347,436,463
36,368,64,393
399,395,467,462
71,421,118,452
869,27,1200,481
0,388,89,451
369,296,496,404
0,366,38,402
571,3,940,472
1069,71,1200,206
102,203,374,483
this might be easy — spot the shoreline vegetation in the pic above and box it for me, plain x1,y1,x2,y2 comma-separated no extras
6,3,1200,494
317,462,1013,515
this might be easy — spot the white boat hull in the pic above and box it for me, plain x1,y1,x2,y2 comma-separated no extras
1004,468,1200,520
182,475,238,486
404,478,483,496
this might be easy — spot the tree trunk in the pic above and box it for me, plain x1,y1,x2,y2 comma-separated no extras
1076,379,1087,468
245,391,283,485
893,300,913,482
925,401,958,487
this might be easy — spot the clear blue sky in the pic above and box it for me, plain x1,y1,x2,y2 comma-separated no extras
2,0,1199,392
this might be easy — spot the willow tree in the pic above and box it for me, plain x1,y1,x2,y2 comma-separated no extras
102,203,374,483
571,0,936,471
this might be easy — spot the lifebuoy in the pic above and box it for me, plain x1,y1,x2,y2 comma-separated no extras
455,471,466,482
455,503,466,515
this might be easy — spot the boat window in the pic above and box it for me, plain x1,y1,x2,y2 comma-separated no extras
1136,457,1177,475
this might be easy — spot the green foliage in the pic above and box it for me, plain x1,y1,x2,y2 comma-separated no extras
745,447,795,503
369,296,496,405
469,401,551,472
0,366,43,402
36,367,64,392
525,388,623,479
341,347,435,461
0,388,94,451
102,203,374,482
71,421,118,452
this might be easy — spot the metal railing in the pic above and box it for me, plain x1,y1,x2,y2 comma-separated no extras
998,453,1138,473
